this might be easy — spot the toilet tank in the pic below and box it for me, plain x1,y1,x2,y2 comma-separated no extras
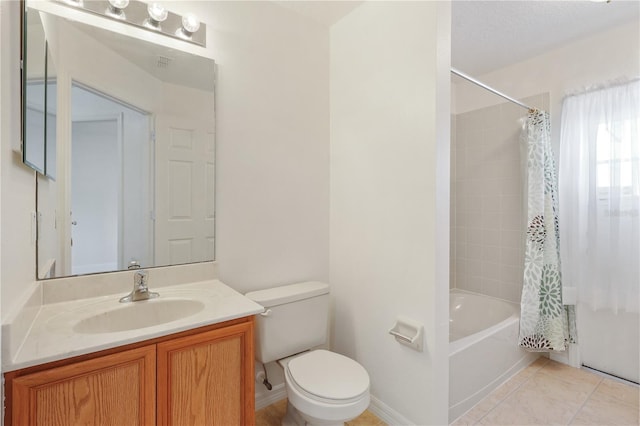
245,282,330,364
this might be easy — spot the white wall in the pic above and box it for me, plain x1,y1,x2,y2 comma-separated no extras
0,0,6,415
330,2,450,424
1,1,37,322
37,170,58,279
195,1,330,291
1,3,36,419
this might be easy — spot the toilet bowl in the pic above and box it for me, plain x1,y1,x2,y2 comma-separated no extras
245,282,371,426
280,350,370,426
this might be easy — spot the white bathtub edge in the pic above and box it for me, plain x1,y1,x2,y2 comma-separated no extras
449,353,540,423
449,313,519,356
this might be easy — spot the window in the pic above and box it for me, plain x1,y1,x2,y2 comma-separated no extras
559,79,639,313
596,118,640,200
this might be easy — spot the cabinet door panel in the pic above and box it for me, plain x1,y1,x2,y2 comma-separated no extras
12,345,156,426
157,322,254,426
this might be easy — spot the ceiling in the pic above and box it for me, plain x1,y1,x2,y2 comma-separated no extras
273,0,639,76
452,0,640,75
273,1,363,27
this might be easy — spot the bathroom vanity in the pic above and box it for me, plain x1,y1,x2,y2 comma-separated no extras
9,0,250,422
2,279,264,426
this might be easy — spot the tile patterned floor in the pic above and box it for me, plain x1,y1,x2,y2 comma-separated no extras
255,398,387,426
255,358,639,426
452,357,639,426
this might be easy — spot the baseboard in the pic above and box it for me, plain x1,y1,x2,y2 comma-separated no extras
255,383,287,410
256,388,412,424
368,394,414,426
550,343,580,368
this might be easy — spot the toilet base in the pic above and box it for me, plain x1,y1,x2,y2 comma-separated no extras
282,401,344,426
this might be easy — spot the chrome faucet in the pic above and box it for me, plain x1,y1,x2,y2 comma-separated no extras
119,269,160,303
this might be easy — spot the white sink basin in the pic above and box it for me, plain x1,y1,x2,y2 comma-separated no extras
73,299,205,334
6,280,266,372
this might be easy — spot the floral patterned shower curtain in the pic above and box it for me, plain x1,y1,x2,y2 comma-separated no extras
518,110,577,352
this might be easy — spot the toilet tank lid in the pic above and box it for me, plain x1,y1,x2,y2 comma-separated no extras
245,281,329,308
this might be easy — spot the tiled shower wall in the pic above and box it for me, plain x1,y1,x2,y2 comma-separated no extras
450,94,549,303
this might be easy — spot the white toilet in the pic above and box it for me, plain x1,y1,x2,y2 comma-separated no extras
246,282,370,426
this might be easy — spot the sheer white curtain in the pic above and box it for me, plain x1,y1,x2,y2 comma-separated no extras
559,80,640,313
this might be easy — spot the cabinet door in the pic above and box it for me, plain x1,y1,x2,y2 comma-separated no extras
12,345,156,426
157,321,255,426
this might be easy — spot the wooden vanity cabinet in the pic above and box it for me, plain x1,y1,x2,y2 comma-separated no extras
157,322,255,426
12,345,156,426
6,317,255,426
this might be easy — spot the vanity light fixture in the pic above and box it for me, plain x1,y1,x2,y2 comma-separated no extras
106,0,129,19
53,0,206,47
61,0,83,6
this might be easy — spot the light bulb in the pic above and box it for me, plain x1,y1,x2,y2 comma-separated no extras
108,0,129,9
106,0,129,19
147,2,168,23
181,13,200,34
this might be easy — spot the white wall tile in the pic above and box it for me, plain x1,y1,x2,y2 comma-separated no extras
466,244,484,261
482,262,502,281
482,246,501,263
482,212,501,230
501,247,522,267
482,229,501,246
452,96,545,303
501,229,524,249
467,228,484,245
481,278,501,298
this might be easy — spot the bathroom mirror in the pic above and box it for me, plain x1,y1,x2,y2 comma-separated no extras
23,6,47,174
29,5,216,279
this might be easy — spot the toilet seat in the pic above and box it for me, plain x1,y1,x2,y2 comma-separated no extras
285,350,370,404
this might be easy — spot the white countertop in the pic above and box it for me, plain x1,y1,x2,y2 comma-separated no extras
4,280,264,372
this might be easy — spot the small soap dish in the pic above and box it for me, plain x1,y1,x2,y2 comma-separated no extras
389,316,424,352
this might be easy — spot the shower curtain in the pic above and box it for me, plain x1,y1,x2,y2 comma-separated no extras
518,110,577,352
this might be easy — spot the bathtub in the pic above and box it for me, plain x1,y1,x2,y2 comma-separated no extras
448,289,538,422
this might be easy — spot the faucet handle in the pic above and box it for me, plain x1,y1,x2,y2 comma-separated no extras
134,270,148,287
120,269,157,303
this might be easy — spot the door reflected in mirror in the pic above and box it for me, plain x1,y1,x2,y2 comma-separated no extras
71,84,152,275
32,7,215,279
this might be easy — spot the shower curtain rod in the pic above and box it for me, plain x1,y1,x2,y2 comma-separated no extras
451,67,535,112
